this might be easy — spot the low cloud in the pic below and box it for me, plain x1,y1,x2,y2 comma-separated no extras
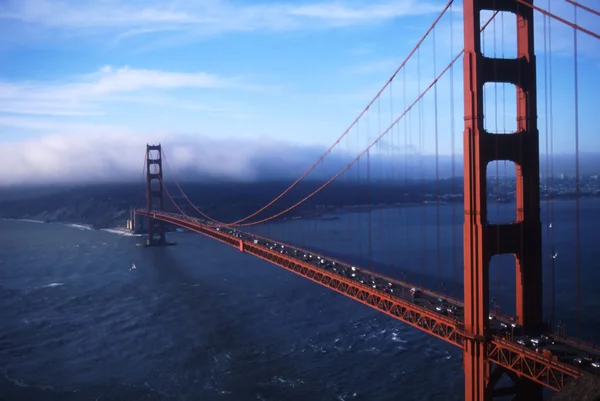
0,130,425,188
1,131,595,188
0,132,339,187
0,128,452,188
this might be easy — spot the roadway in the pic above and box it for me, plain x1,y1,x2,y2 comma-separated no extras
139,210,600,379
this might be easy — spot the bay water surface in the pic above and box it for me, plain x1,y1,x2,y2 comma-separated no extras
1,200,599,400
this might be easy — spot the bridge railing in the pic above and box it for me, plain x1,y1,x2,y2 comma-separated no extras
140,209,466,329
138,210,600,358
222,220,519,323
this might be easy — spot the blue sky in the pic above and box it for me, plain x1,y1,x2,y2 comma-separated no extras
0,0,598,185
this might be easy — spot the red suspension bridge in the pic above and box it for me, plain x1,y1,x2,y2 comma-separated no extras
133,1,600,400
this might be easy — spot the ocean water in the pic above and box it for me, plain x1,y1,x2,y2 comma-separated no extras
1,200,599,400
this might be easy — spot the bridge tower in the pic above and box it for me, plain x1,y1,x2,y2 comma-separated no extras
462,1,542,400
146,144,167,246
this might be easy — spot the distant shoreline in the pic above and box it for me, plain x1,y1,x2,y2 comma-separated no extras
1,193,597,231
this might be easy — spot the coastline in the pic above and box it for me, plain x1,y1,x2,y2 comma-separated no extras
1,197,598,230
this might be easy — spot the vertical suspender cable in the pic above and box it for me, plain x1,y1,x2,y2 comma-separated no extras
548,0,556,332
367,107,373,271
389,82,395,269
449,3,458,298
542,10,552,330
573,4,581,339
357,127,363,261
378,96,384,271
433,25,442,291
417,45,427,286
404,67,409,277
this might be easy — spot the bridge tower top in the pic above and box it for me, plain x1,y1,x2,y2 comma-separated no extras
145,143,167,245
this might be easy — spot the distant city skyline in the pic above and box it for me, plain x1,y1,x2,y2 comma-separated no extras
0,0,598,186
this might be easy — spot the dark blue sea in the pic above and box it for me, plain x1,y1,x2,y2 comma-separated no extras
1,200,599,400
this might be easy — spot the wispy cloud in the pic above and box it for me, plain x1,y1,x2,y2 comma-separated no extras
80,65,230,93
0,0,196,28
0,101,100,117
0,115,128,134
0,65,264,117
288,2,443,22
0,0,447,46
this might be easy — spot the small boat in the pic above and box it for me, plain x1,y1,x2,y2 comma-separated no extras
131,263,137,270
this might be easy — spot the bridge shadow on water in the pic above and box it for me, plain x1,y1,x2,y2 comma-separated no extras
144,245,325,400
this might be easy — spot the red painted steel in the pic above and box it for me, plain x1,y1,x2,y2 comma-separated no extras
565,0,600,18
136,210,464,345
135,210,585,392
515,0,543,334
130,2,591,396
463,0,543,399
462,1,491,398
219,225,515,323
487,339,582,392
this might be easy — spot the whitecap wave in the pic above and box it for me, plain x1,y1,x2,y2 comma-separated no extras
101,228,142,237
39,282,64,288
1,218,44,224
268,376,305,388
337,392,358,400
3,373,55,391
390,333,408,343
62,223,94,230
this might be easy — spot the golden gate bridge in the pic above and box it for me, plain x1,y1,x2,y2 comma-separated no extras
132,1,599,399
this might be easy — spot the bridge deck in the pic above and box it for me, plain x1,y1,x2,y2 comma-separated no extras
136,210,600,391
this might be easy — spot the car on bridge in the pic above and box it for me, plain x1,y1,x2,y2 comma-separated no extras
409,287,422,298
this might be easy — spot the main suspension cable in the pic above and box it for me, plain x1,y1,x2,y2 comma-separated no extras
162,11,499,227
516,0,600,39
169,1,457,227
